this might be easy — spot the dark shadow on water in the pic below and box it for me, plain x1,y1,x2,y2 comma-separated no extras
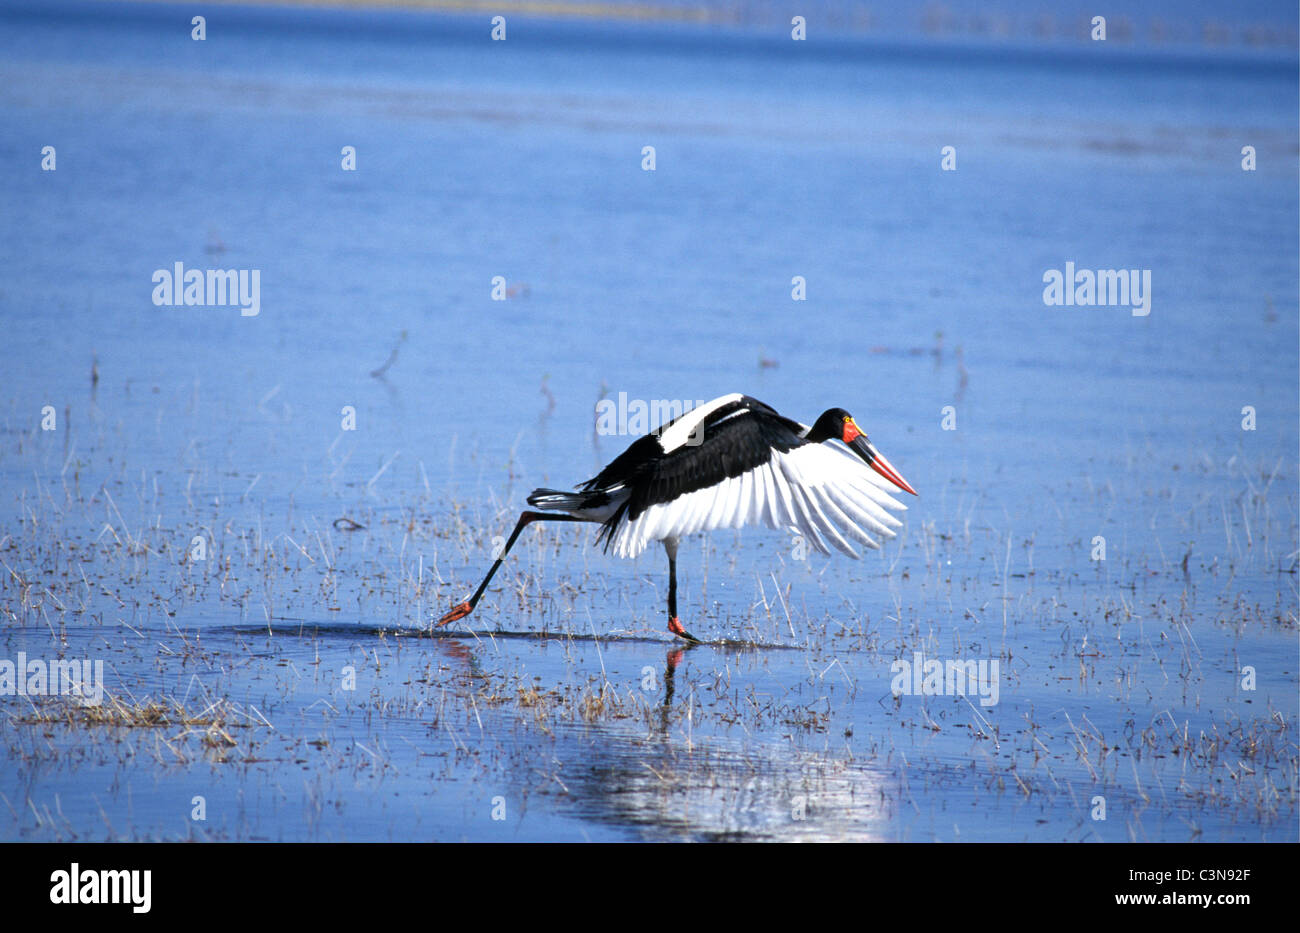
225,621,799,652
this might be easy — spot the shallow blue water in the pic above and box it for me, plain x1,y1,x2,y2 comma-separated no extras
0,1,1296,841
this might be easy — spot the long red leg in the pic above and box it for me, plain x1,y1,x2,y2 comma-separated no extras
436,511,584,627
664,541,700,643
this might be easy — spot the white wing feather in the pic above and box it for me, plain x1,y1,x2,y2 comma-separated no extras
609,440,909,559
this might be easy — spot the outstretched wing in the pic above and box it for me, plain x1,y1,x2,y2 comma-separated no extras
602,404,907,559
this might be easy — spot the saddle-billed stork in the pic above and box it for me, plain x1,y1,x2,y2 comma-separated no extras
436,393,917,642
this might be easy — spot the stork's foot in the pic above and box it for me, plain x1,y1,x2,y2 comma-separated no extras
436,601,473,627
667,616,701,644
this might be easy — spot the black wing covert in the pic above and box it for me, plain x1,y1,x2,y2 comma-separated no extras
592,398,807,548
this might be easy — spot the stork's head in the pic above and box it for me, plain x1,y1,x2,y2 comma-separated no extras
809,408,918,496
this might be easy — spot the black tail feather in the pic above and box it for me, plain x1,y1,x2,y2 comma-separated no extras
527,488,604,511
